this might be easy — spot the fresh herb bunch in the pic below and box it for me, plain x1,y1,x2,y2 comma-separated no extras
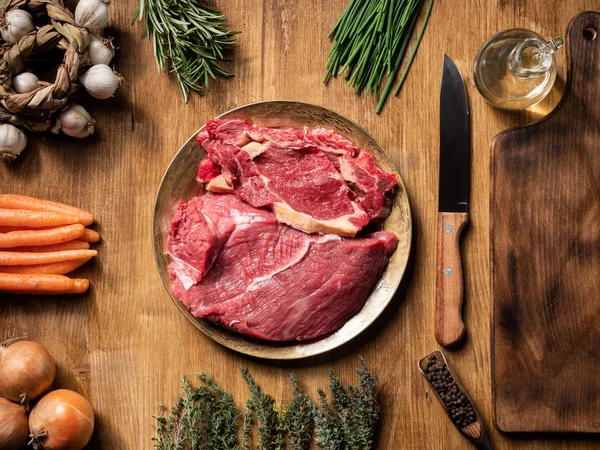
132,0,238,102
240,399,254,450
282,375,315,450
241,368,285,450
338,360,380,449
313,390,344,450
315,359,379,450
153,374,240,450
325,0,434,114
154,361,380,450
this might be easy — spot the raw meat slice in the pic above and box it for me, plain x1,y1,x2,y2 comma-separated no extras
195,119,397,234
166,194,275,289
206,118,254,146
168,194,398,341
340,151,398,219
303,127,359,156
196,158,220,183
204,139,370,236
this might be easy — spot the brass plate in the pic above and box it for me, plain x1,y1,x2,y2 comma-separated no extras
153,101,412,359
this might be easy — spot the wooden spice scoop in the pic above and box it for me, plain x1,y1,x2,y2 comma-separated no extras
419,351,493,450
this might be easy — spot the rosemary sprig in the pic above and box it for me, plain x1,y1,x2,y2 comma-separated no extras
325,0,434,114
132,0,239,102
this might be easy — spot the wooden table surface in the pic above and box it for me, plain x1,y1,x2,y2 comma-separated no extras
2,0,599,448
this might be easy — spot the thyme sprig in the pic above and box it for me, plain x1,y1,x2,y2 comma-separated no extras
241,368,285,450
336,360,380,450
313,390,344,450
282,375,315,450
153,374,240,450
132,0,238,102
154,361,380,450
240,400,254,450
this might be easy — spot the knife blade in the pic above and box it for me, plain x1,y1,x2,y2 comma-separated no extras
435,54,470,347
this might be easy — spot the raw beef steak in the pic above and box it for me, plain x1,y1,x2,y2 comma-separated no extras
196,119,397,236
167,194,398,341
167,193,272,288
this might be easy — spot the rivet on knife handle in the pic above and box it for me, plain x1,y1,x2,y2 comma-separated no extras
435,211,468,346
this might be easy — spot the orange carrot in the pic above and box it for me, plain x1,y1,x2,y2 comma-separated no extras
0,226,62,232
0,257,92,275
80,229,100,243
0,249,97,266
10,240,90,252
0,226,53,232
0,273,74,293
0,195,94,226
0,224,85,249
0,227,20,233
69,279,90,294
0,209,83,228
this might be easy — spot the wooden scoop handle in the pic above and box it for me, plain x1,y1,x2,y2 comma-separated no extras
435,212,468,347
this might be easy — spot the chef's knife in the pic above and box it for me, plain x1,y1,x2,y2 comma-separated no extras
435,54,470,347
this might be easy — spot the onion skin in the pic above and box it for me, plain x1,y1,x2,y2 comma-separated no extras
0,397,28,450
29,389,94,450
0,341,55,403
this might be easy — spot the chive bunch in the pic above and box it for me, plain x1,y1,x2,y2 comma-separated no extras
325,0,434,114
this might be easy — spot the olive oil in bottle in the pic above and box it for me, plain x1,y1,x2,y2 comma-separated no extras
473,29,563,110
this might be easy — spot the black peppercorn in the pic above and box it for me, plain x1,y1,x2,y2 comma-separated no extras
423,354,476,427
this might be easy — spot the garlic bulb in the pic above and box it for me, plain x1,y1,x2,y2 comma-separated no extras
12,72,39,93
75,0,110,30
89,34,115,65
1,9,35,44
79,64,121,99
0,123,27,161
52,104,96,138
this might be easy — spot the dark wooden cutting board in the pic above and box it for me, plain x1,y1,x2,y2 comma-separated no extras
491,11,600,433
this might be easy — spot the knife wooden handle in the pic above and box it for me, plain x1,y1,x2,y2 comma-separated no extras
435,211,468,347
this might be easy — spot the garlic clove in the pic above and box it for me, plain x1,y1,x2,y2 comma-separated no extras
1,9,35,44
75,0,110,30
55,104,95,138
0,123,27,162
12,72,39,93
89,34,115,65
79,64,121,100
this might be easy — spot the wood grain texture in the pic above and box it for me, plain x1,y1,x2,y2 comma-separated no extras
435,212,468,347
1,0,600,448
491,11,600,433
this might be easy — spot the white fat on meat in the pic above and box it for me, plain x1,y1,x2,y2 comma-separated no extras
168,256,200,290
241,141,269,159
338,157,357,183
271,202,363,237
206,175,234,193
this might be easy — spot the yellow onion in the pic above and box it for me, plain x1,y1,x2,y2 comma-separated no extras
0,397,28,450
0,340,55,403
29,389,94,450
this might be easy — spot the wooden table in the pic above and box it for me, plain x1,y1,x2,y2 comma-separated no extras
2,0,599,448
